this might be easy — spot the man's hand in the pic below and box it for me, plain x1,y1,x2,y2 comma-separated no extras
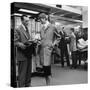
65,37,69,40
18,42,26,49
52,40,58,47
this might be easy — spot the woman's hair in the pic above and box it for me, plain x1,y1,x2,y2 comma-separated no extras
38,13,50,21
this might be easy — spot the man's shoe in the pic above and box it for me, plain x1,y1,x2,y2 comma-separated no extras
45,76,51,86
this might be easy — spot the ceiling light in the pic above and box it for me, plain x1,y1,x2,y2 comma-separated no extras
19,9,39,14
11,13,22,16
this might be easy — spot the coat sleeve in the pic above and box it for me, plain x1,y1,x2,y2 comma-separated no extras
14,29,21,46
53,26,61,45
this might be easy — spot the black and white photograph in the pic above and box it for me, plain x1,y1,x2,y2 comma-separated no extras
10,1,88,88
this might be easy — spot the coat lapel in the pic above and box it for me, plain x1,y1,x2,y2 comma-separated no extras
43,24,50,34
41,24,51,39
20,25,30,40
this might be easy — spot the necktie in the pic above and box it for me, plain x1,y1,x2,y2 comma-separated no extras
25,26,29,33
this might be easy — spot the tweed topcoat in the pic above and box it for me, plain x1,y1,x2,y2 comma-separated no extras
40,23,61,66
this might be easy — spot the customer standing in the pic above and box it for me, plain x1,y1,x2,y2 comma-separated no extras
14,15,32,87
58,27,70,67
69,28,78,69
38,13,61,85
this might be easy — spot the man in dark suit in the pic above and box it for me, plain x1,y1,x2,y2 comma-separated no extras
58,28,70,67
14,15,32,87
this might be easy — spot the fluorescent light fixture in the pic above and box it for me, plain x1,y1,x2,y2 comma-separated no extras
19,9,39,14
62,5,82,15
11,13,22,16
74,20,83,23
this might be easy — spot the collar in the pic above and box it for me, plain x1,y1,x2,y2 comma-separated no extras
43,21,50,29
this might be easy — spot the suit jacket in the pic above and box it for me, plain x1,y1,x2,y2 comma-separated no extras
40,23,61,66
59,31,67,48
14,25,30,61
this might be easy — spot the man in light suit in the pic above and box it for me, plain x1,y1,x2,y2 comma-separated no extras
14,15,32,87
39,13,61,85
69,28,78,69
